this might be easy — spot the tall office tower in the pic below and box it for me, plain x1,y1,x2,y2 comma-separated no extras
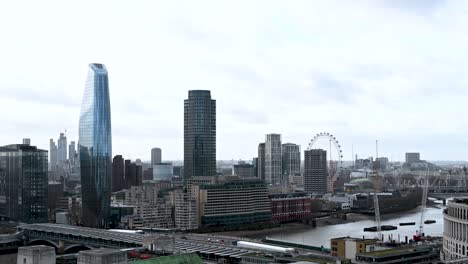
125,160,142,188
151,148,162,165
79,63,112,228
112,155,125,192
304,149,328,194
0,141,48,223
265,134,282,185
258,143,265,180
282,143,301,176
49,139,58,171
253,157,258,178
57,132,67,163
69,141,76,162
184,90,216,181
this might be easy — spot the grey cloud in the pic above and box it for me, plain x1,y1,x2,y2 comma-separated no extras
226,107,270,125
309,73,359,104
3,87,80,108
207,64,262,84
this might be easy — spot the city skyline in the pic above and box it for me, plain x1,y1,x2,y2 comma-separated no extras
2,1,468,161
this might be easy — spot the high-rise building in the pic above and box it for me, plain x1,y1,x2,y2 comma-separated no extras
265,134,282,185
57,132,67,163
405,152,420,164
151,148,162,165
253,157,258,178
68,141,76,162
304,149,328,194
79,63,112,228
282,143,301,176
0,141,48,223
49,139,57,171
125,160,142,188
258,143,265,180
112,155,125,192
184,90,216,180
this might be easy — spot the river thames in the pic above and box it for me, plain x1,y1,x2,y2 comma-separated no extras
266,202,445,248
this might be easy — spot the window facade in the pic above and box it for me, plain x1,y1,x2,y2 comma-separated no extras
79,63,112,228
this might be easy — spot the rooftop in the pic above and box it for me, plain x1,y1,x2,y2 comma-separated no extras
357,245,431,258
452,198,468,205
129,253,203,264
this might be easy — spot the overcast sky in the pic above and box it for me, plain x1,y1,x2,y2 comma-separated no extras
1,0,467,162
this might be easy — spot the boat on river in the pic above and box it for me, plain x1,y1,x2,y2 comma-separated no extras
363,225,398,232
399,222,416,226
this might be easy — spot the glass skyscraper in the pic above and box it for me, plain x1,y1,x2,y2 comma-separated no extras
0,141,48,223
184,90,216,181
79,63,112,228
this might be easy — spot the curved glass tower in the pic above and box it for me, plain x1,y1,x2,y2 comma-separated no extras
79,63,112,228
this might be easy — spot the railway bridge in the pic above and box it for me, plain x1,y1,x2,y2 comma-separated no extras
18,224,145,254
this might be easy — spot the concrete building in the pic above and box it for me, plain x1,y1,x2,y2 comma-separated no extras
194,178,272,227
270,193,311,222
328,194,354,210
233,163,256,178
258,143,265,180
405,152,420,164
289,173,304,187
173,188,199,230
282,143,301,176
17,245,56,264
304,149,328,194
78,249,127,264
330,237,378,259
184,90,216,181
265,134,282,185
122,185,174,228
0,141,48,223
151,147,162,165
443,198,468,259
153,163,173,181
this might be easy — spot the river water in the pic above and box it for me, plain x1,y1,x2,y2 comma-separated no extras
267,203,445,248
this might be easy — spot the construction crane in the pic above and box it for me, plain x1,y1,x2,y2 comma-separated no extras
374,140,382,241
414,169,429,242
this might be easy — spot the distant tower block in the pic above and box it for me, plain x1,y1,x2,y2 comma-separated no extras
151,148,162,165
78,249,127,264
17,245,56,264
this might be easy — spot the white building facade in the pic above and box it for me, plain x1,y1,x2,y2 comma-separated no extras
443,198,468,260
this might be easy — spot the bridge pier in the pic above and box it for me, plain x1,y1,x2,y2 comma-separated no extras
58,240,65,254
